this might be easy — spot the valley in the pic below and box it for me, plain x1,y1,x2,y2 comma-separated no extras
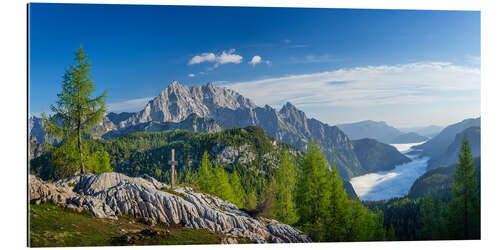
350,142,428,201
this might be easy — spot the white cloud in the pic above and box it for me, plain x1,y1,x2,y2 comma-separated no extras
249,55,262,65
188,49,242,68
107,97,153,113
188,73,195,78
216,49,242,65
249,55,271,66
222,62,480,109
284,39,291,44
188,53,216,65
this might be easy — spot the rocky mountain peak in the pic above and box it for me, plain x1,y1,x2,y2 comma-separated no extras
205,82,216,89
279,102,307,125
169,80,181,88
279,102,304,116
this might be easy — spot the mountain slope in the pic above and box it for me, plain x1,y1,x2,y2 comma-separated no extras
101,114,223,139
427,126,481,170
351,138,411,173
32,126,299,184
413,118,480,164
29,116,58,145
407,157,480,199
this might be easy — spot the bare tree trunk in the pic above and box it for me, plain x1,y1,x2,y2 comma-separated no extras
78,122,85,174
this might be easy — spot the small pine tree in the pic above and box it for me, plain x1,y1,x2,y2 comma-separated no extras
213,164,234,201
273,151,298,225
88,150,112,174
447,137,480,239
197,151,215,193
230,170,245,208
418,194,437,240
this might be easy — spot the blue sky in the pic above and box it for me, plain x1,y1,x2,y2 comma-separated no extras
29,4,480,127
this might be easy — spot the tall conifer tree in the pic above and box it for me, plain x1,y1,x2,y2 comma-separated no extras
43,47,107,174
447,137,480,239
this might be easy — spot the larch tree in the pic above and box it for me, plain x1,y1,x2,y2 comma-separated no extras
230,170,245,208
273,150,298,225
296,141,331,241
324,164,350,241
197,151,215,193
213,164,234,201
43,47,107,174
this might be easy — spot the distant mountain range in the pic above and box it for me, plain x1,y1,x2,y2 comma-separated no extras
336,120,428,144
398,125,444,138
414,117,480,170
30,81,416,180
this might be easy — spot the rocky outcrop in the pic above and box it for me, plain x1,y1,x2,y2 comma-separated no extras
29,172,311,243
215,143,256,165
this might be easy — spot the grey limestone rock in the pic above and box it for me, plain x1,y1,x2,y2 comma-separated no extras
29,172,311,243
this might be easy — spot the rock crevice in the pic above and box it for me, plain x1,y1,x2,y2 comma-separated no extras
29,172,311,243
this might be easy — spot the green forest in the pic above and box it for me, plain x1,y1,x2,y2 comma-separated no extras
30,47,480,242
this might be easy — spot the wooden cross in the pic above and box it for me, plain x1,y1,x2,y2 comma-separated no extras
167,148,178,189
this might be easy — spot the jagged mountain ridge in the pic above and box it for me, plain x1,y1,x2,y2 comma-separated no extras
31,81,417,180
98,81,363,179
121,81,257,127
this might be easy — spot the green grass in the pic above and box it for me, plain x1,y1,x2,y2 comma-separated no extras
159,187,187,199
29,203,250,247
